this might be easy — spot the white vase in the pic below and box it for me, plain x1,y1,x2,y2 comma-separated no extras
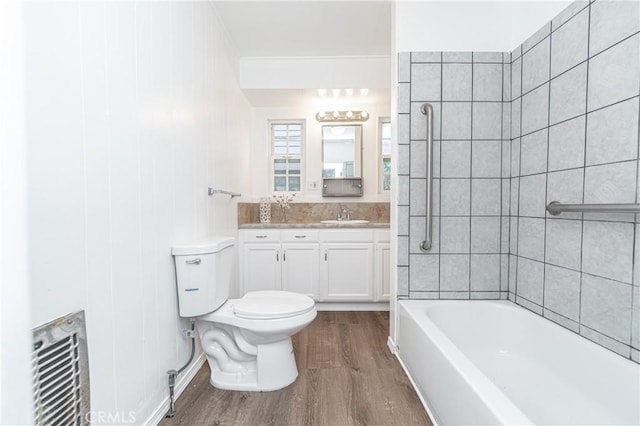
259,197,271,223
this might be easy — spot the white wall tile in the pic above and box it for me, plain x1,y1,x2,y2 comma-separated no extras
473,63,503,101
440,255,470,291
410,254,439,291
518,217,546,262
545,219,582,270
549,62,587,125
516,257,545,305
520,128,548,175
443,63,472,101
581,274,633,344
551,7,589,78
582,221,634,284
472,140,502,177
522,83,549,134
548,115,585,172
584,161,637,204
544,264,581,321
411,63,442,101
589,0,640,56
471,217,501,253
586,97,639,166
588,34,640,112
470,254,501,291
522,36,550,93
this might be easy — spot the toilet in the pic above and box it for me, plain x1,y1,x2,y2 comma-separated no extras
172,237,316,391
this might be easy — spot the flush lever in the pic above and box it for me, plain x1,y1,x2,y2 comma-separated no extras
185,258,201,265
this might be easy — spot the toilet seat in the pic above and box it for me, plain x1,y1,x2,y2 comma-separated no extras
233,291,315,320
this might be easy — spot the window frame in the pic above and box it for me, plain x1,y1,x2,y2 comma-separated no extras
268,119,305,193
379,117,391,193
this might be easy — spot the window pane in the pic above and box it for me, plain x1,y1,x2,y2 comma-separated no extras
288,176,301,191
382,122,391,139
274,176,287,191
383,158,391,191
382,140,391,156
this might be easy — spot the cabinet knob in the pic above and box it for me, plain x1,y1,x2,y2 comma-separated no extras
294,235,306,239
324,250,327,261
256,235,267,239
283,250,286,262
276,250,279,262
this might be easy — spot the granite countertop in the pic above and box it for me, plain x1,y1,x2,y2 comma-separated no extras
239,221,390,229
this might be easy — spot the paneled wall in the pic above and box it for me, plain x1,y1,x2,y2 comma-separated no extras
25,2,251,423
396,52,511,299
508,0,640,361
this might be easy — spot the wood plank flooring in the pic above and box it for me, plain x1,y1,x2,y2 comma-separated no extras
160,312,431,426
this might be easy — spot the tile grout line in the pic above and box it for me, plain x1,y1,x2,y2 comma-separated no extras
541,17,553,313
438,52,443,297
577,2,592,337
468,52,474,298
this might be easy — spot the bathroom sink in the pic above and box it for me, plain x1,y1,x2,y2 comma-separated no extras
320,219,370,225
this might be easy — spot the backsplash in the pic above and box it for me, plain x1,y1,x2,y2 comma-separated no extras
398,0,640,362
238,202,390,225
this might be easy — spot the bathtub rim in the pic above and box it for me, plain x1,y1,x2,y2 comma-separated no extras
395,299,533,425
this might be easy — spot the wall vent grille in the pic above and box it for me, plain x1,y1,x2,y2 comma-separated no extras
32,311,90,426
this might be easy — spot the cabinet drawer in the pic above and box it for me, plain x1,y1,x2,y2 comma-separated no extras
321,229,374,243
281,229,319,242
241,229,280,242
375,229,390,243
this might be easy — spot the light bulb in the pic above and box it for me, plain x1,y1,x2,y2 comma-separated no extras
317,89,327,97
332,111,340,118
360,88,369,96
345,88,354,96
332,89,341,97
346,111,353,118
361,110,369,119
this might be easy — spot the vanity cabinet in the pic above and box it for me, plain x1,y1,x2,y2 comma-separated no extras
241,229,319,299
239,228,390,303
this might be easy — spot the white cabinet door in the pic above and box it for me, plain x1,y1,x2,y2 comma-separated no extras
320,243,374,301
281,243,319,300
375,243,390,301
241,243,281,294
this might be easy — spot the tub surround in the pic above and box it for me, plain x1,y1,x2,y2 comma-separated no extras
238,202,390,228
397,0,640,362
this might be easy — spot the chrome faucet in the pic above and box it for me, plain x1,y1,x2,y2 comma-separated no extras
338,206,351,221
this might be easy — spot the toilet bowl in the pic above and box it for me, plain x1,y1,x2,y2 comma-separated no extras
172,238,317,391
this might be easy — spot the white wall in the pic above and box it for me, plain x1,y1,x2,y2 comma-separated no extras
24,2,251,424
240,56,390,89
250,103,390,203
396,1,571,52
0,2,32,424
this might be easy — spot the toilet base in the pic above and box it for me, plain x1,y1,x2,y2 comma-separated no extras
206,337,299,391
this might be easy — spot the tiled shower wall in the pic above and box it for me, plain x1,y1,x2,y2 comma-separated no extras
397,51,511,300
397,0,640,362
509,1,639,361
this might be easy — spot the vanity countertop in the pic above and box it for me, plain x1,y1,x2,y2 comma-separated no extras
239,221,390,229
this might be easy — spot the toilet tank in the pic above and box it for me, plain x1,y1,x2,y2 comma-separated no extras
171,237,235,317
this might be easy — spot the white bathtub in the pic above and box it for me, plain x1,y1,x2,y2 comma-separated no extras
397,300,640,425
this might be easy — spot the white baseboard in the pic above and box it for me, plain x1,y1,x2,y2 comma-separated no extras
315,302,390,311
145,353,206,426
387,336,397,354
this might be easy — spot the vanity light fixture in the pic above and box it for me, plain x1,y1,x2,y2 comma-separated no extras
315,110,370,122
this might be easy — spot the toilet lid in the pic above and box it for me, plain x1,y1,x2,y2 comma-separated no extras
233,291,315,320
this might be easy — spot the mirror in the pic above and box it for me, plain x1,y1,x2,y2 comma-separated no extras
322,125,362,178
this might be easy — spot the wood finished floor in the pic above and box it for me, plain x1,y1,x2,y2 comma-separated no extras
160,311,431,426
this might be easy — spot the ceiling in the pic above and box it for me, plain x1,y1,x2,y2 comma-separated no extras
212,1,392,58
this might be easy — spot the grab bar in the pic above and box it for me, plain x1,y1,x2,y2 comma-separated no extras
208,188,241,198
546,201,640,215
420,103,434,252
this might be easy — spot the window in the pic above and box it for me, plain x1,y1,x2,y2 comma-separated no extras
270,121,303,192
380,118,391,191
